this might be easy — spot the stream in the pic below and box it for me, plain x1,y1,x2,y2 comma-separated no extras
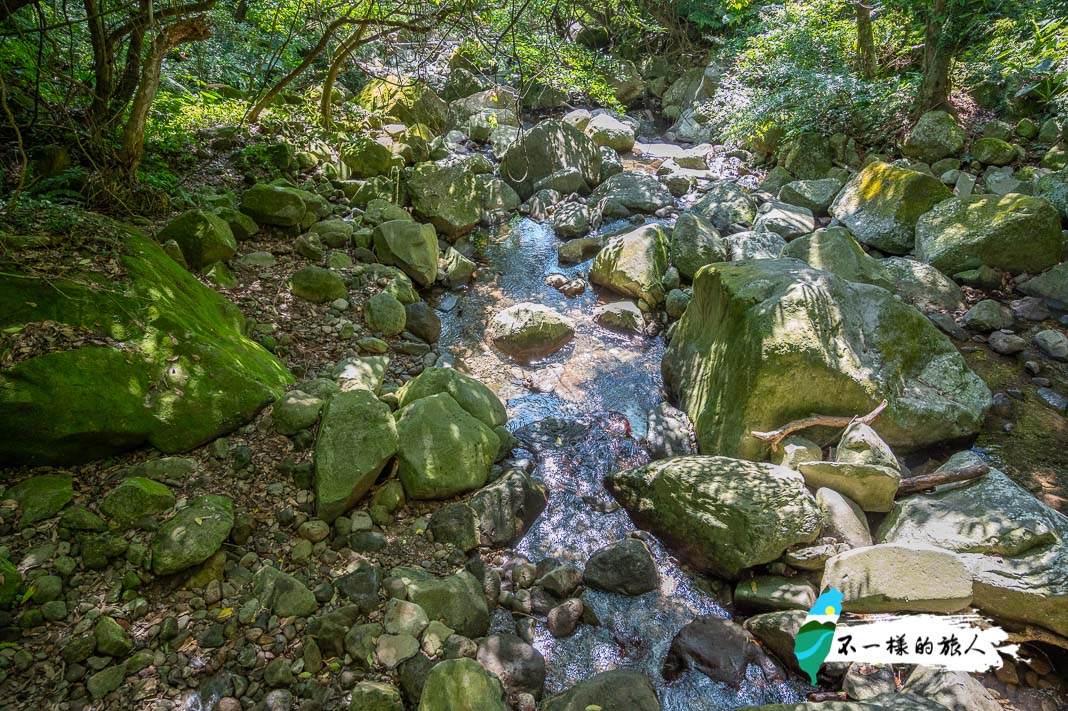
435,213,806,709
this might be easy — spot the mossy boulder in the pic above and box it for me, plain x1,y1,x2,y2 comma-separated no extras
239,184,307,227
670,213,728,281
364,292,407,336
315,389,398,523
779,132,833,180
357,77,448,134
396,567,491,638
394,393,498,500
7,474,73,524
662,259,990,461
606,456,823,579
781,226,893,290
372,220,438,287
156,209,236,270
971,137,1017,166
0,230,291,466
341,137,396,179
915,193,1064,275
395,368,506,429
1034,169,1068,223
500,119,603,201
1019,261,1068,308
589,224,669,306
291,266,347,303
588,171,673,214
151,495,234,576
100,478,176,527
406,162,481,238
417,658,507,711
830,161,952,254
902,111,966,163
691,181,757,231
486,304,575,363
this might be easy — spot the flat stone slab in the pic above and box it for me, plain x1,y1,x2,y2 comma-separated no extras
821,544,973,613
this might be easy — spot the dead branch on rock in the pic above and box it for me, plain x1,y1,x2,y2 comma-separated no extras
1006,625,1068,651
751,400,888,451
895,465,990,496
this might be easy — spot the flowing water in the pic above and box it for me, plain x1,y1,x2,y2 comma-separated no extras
436,216,806,708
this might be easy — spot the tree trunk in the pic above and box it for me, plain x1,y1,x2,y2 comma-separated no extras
915,0,955,115
118,16,211,178
854,1,876,80
84,0,114,125
320,25,371,129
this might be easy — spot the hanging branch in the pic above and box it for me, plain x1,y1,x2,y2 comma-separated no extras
895,465,990,496
751,400,889,451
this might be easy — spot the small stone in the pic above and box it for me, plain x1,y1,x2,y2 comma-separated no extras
1034,329,1068,361
264,657,294,687
988,330,1027,355
87,663,126,699
95,617,133,658
297,520,331,543
582,538,659,596
547,598,583,638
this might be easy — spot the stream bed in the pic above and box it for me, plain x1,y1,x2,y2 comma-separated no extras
436,216,806,708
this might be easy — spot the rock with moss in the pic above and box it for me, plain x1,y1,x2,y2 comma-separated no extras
691,181,757,231
1034,169,1068,222
1019,261,1068,308
500,119,604,201
777,178,843,215
879,257,965,313
156,209,236,270
781,227,893,290
339,136,396,179
406,162,481,238
590,224,669,306
902,111,966,163
372,220,438,287
0,229,292,466
671,213,728,281
365,292,407,336
662,259,990,461
240,184,308,227
778,132,833,180
1042,143,1068,170
878,451,1068,636
357,77,448,134
271,390,323,435
830,162,952,254
416,658,507,711
291,266,347,303
7,474,73,524
101,478,175,527
486,303,575,363
915,193,1063,275
606,456,823,579
395,567,490,638
252,564,318,617
542,669,660,711
395,368,506,429
972,137,1017,166
394,393,498,500
315,389,398,522
589,171,673,215
151,495,233,576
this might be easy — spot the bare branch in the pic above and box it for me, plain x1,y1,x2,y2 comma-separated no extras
751,400,889,451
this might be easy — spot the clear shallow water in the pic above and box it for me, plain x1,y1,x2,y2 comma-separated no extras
437,217,803,708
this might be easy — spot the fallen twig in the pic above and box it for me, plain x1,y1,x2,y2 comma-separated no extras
895,465,990,497
751,400,889,451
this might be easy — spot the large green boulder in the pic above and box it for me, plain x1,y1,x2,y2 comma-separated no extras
239,184,307,227
156,209,236,270
0,230,291,466
589,171,673,214
589,224,669,306
291,266,347,303
671,212,728,281
606,456,823,579
878,451,1068,636
902,111,965,163
395,368,505,429
341,137,396,179
396,567,490,638
364,292,406,336
915,193,1064,275
315,390,398,523
100,477,175,527
779,132,833,180
500,119,603,200
662,260,990,461
691,180,757,231
830,162,952,254
486,303,575,363
417,658,508,711
971,137,1017,166
7,474,72,524
373,220,438,287
406,162,481,238
151,495,233,576
781,227,893,290
394,393,498,500
357,77,448,134
542,670,660,711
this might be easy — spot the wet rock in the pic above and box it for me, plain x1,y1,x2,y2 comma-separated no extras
468,469,548,546
541,669,660,711
487,303,575,363
589,223,669,305
395,392,498,499
734,575,816,612
663,616,783,684
151,495,233,576
830,162,951,254
583,538,658,595
821,544,972,613
417,658,508,711
593,301,644,333
315,389,397,522
662,259,990,460
606,456,822,579
476,633,546,699
915,194,1063,275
